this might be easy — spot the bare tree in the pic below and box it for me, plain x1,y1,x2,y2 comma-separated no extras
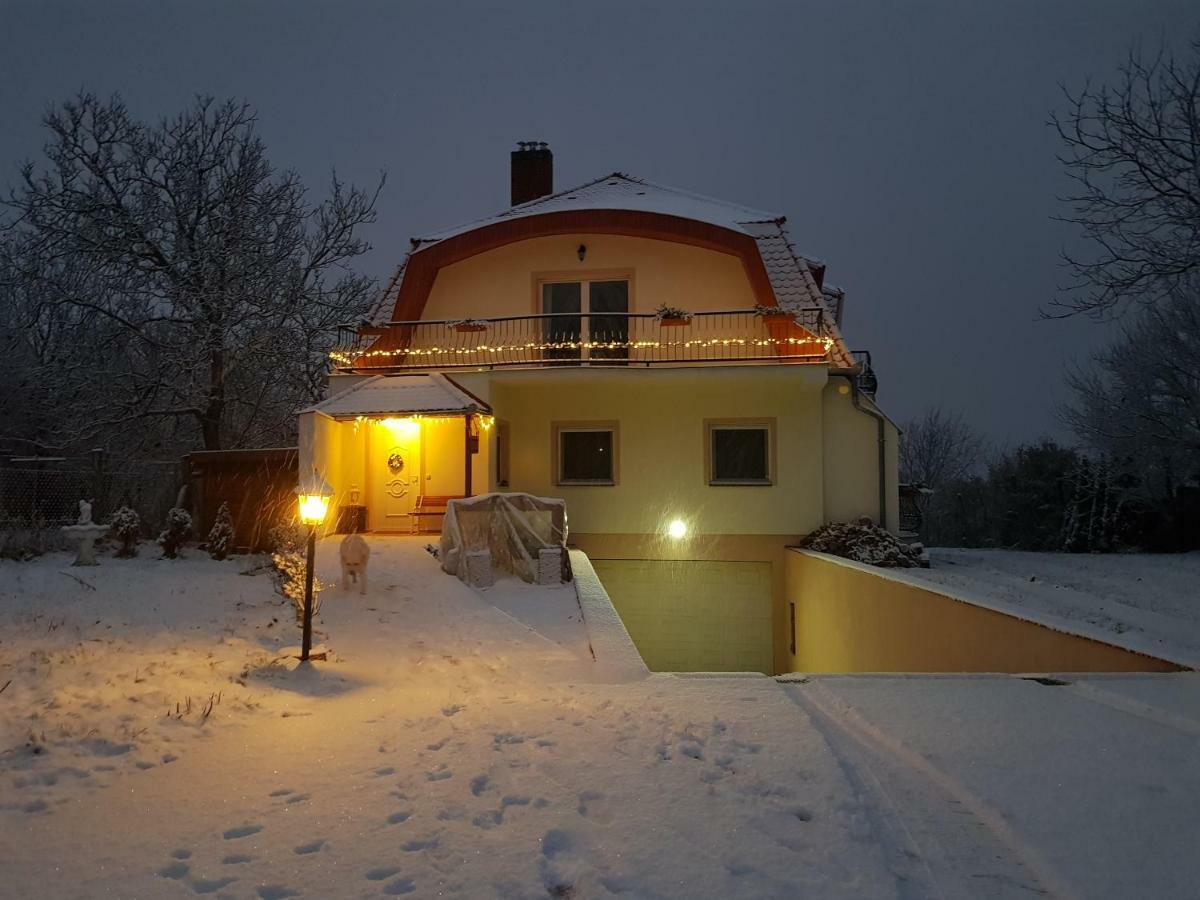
1051,33,1200,316
1,93,383,452
899,407,984,488
1061,277,1200,506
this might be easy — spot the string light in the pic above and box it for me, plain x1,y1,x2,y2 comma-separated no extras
330,335,834,367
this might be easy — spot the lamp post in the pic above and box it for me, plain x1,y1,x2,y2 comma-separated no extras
296,470,334,663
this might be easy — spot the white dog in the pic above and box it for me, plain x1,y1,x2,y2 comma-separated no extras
339,533,370,595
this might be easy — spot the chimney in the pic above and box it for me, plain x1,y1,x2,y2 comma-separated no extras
511,141,553,206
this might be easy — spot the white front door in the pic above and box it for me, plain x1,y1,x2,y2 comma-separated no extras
369,419,422,531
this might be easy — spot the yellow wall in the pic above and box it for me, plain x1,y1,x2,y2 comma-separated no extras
491,365,827,537
421,233,760,320
590,558,773,673
821,377,900,532
785,550,1183,673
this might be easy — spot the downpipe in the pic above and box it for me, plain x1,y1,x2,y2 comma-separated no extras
848,379,888,530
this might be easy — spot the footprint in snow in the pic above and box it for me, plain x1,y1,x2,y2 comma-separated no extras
470,774,491,796
269,788,293,798
442,704,464,717
294,839,325,855
189,875,237,894
159,861,189,880
223,824,263,840
374,766,396,777
401,837,438,852
258,887,300,900
383,878,416,895
365,867,401,881
426,765,452,782
222,854,253,865
386,810,412,825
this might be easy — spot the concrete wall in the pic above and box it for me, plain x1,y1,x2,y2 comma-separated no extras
422,233,760,319
785,550,1183,673
821,377,899,532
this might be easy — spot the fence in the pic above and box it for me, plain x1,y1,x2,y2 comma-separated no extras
0,455,181,555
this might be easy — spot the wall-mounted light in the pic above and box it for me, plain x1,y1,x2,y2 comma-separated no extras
577,243,587,262
666,518,688,540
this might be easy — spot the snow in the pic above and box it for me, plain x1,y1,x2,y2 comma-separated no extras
895,548,1200,668
1,538,894,899
791,673,1200,899
4,538,1199,898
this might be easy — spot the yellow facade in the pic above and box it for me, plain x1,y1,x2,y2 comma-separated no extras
421,233,759,320
306,232,909,674
785,550,1183,673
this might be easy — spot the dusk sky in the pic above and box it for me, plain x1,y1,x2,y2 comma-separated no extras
3,0,1195,444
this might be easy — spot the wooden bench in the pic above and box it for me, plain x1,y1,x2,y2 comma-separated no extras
409,495,464,534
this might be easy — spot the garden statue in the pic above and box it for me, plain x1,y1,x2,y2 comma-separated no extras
60,499,110,566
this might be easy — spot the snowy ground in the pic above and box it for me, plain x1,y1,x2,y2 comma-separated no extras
1,538,894,899
2,538,1198,899
898,548,1200,667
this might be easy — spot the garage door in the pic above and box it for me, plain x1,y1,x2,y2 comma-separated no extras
590,559,773,673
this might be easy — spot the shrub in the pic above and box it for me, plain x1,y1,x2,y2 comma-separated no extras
110,506,141,557
158,507,192,559
207,502,234,560
268,520,320,621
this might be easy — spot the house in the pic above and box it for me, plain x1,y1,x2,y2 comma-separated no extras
299,143,898,675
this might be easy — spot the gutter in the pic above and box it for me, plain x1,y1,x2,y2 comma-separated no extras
844,375,888,530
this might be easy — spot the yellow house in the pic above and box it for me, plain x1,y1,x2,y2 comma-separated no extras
300,142,899,675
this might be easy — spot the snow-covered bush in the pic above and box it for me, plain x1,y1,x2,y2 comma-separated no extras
207,502,234,560
268,521,321,621
110,506,141,557
158,507,192,559
798,517,928,568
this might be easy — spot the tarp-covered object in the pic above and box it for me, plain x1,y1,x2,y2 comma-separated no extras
440,493,568,585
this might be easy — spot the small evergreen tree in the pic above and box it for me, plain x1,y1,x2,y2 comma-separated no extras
110,506,141,558
207,502,234,560
158,508,192,559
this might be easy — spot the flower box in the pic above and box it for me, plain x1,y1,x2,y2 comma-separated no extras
658,317,691,327
453,322,487,333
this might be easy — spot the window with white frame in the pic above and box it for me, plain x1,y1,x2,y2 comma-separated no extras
554,422,618,485
707,420,774,485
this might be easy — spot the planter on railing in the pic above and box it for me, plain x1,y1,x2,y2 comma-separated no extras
451,320,488,333
654,305,693,328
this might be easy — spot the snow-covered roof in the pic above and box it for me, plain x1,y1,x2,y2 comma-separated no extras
302,374,489,418
414,173,783,245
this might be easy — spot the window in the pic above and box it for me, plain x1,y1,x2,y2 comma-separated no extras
541,278,629,361
554,422,618,485
707,420,774,485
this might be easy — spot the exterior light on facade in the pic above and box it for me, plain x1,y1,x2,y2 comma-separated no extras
667,518,688,540
381,416,421,438
295,470,334,662
578,243,587,262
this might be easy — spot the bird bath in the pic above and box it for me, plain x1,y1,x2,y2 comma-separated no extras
60,500,109,566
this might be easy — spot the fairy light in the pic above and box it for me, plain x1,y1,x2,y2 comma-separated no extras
329,335,835,368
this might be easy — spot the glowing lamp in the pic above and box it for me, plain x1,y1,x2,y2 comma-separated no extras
294,470,334,663
296,470,334,526
666,518,688,540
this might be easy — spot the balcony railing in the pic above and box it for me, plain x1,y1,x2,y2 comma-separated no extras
331,309,833,373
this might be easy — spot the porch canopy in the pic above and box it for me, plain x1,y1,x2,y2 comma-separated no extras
302,373,491,420
302,373,492,504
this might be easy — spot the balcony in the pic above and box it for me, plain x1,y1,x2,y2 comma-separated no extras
331,309,833,373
